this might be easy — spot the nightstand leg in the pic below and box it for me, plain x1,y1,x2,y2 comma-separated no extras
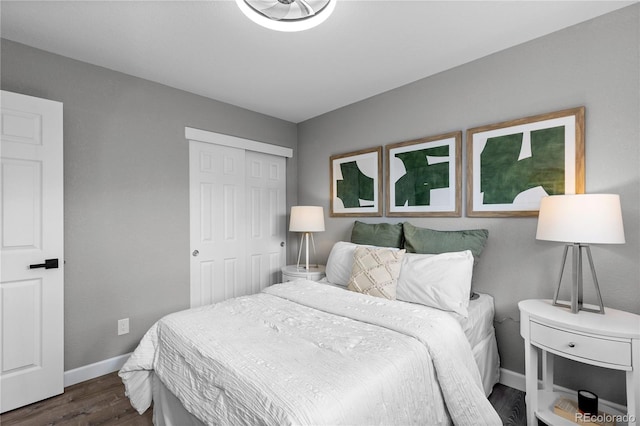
525,339,538,425
627,340,639,426
542,350,554,392
541,349,555,422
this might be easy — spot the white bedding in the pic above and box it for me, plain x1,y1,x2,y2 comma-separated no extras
458,293,501,396
320,277,496,347
459,293,495,347
319,276,500,395
120,280,500,425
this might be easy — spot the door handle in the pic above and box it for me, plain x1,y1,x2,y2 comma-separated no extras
29,258,59,269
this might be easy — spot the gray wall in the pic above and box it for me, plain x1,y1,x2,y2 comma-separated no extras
1,4,638,405
1,39,298,370
297,5,639,404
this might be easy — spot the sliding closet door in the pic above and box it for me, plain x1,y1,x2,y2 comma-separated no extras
246,151,286,294
190,141,246,307
189,141,287,308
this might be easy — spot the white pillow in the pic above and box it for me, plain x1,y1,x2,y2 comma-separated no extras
326,241,400,286
396,250,474,317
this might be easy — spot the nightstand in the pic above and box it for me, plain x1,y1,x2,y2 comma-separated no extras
281,265,326,282
519,299,640,426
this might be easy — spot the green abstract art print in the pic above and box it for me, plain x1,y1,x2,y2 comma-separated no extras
330,147,382,217
386,132,462,217
467,107,585,217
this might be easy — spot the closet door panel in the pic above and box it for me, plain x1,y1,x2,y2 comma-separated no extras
190,142,246,307
246,151,286,292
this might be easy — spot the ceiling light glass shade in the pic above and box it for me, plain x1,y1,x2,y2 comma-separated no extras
236,0,337,32
536,194,625,244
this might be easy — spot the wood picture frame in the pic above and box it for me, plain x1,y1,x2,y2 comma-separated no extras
330,147,383,217
466,106,585,217
385,131,462,217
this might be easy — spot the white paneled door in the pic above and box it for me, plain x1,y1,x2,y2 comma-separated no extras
190,141,246,306
189,140,286,308
0,91,64,412
245,151,287,294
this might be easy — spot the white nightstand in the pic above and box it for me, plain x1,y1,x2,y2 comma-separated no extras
519,299,640,426
281,265,326,282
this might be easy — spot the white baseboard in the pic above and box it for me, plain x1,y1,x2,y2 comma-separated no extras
499,367,526,392
498,367,627,413
64,352,132,387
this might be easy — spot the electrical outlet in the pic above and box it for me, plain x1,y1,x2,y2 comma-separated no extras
118,318,129,336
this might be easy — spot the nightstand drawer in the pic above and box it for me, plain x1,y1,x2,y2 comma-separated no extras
530,321,631,367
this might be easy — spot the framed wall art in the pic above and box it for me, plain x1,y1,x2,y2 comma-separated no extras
385,131,462,217
330,147,382,217
466,106,585,217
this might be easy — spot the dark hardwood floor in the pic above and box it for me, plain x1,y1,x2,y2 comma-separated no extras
1,372,526,425
488,382,527,426
0,372,152,426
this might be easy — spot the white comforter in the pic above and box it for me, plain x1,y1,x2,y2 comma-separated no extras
119,280,500,425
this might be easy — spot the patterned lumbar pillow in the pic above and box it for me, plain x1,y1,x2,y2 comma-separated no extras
347,246,406,300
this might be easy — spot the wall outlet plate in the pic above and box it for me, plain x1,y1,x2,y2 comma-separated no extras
118,318,129,335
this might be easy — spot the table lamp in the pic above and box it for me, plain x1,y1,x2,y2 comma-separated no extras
289,206,325,270
536,194,625,314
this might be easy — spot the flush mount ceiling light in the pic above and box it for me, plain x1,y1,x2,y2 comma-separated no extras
235,0,337,32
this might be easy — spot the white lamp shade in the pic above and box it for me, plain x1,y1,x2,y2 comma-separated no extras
536,194,625,244
289,206,325,232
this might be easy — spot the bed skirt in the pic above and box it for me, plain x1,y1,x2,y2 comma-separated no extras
152,373,205,426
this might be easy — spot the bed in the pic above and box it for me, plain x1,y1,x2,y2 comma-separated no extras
120,240,501,425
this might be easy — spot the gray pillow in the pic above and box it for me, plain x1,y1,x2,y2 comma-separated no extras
350,221,403,248
403,222,488,263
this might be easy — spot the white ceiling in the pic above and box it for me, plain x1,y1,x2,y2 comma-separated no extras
1,1,635,123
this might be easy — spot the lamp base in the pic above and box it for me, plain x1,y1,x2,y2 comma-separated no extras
295,232,318,270
552,243,605,314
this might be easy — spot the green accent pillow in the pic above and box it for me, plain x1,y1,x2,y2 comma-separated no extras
403,222,488,263
350,221,404,248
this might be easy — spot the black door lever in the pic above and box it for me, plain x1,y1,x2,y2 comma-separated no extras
30,258,59,269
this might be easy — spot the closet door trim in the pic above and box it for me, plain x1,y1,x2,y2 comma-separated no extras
185,127,293,158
